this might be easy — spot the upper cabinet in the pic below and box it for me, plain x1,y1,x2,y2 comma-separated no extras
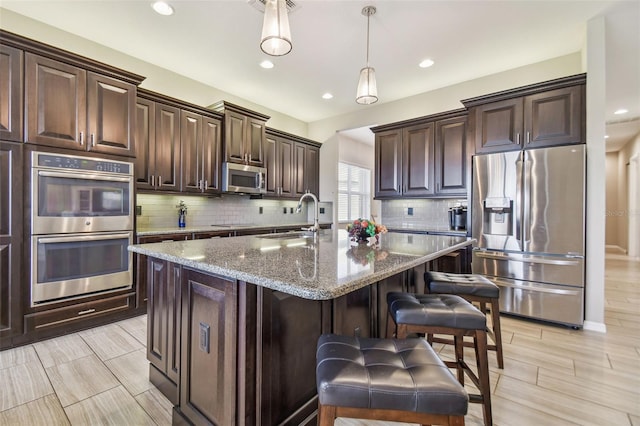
211,101,269,167
463,74,585,154
0,45,23,142
265,128,321,199
181,110,222,194
373,110,468,199
25,53,139,157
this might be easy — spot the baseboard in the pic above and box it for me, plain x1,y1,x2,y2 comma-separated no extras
605,245,626,254
583,321,607,333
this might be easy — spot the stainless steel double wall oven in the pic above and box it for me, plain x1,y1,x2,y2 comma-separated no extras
30,151,134,306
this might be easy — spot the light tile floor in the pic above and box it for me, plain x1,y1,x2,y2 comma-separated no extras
0,254,638,425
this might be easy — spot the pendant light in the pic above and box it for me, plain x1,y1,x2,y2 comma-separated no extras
356,5,378,105
260,0,292,56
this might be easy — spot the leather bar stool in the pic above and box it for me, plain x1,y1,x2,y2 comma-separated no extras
386,292,492,426
425,271,504,369
316,334,469,426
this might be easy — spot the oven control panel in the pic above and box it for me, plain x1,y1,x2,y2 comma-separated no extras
36,153,132,175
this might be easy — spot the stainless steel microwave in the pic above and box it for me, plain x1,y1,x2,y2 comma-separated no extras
222,162,267,194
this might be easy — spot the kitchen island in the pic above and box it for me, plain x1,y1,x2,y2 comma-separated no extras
129,230,473,426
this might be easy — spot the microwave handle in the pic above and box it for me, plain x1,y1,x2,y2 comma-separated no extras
257,172,264,189
37,170,132,183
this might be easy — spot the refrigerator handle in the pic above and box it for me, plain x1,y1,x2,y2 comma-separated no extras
523,152,533,248
515,151,523,246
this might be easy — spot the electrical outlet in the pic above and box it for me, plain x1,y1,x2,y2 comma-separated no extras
259,206,263,214
408,207,413,216
283,207,287,214
135,205,142,215
290,207,294,214
320,207,325,214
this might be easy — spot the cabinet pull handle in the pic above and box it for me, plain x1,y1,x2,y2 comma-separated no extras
526,131,531,144
516,133,520,145
78,308,96,316
158,176,162,187
79,131,84,146
199,179,203,190
91,133,95,147
204,180,208,190
150,175,155,187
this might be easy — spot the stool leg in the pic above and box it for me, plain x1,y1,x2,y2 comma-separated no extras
490,298,504,369
474,330,492,426
454,333,465,385
318,403,336,426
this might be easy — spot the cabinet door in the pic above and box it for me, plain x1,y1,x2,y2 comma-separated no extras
134,98,155,190
180,269,237,426
524,85,584,148
166,263,181,384
403,123,435,197
0,142,23,345
0,45,23,142
264,134,279,195
279,138,295,197
180,110,203,193
304,144,320,197
247,117,265,166
435,116,468,196
474,98,523,153
154,103,181,190
224,111,246,164
201,116,221,193
25,53,87,149
147,257,168,374
87,72,136,157
374,129,402,197
293,142,306,197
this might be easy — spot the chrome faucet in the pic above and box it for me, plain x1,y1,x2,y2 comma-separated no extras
296,192,320,233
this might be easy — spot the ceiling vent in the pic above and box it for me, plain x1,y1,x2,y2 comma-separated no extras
248,0,300,14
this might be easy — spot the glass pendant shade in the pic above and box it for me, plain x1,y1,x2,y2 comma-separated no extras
260,0,292,56
356,66,378,105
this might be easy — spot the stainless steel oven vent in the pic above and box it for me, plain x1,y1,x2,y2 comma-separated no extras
248,0,300,14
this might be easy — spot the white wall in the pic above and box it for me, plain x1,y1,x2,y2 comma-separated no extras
605,152,622,247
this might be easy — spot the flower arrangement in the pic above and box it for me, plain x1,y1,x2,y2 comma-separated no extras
346,244,389,266
346,218,387,244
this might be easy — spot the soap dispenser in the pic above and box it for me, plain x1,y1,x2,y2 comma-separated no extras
177,200,187,228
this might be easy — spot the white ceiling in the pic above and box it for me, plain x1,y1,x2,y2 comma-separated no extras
2,0,639,149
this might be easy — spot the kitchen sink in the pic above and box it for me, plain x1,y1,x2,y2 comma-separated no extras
258,231,315,240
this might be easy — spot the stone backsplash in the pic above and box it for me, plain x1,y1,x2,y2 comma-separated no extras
380,198,467,229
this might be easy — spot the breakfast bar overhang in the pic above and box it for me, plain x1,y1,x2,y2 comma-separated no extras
129,230,474,425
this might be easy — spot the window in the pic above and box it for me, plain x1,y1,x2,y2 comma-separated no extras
338,162,371,222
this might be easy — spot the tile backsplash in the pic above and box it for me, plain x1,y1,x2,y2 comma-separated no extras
380,198,467,229
136,193,333,228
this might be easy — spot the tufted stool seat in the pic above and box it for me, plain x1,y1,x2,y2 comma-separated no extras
386,292,492,426
316,334,468,426
425,272,504,369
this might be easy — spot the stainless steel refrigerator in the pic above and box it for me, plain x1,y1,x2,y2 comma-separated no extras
471,144,586,327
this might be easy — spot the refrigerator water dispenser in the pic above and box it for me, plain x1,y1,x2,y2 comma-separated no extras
483,197,512,236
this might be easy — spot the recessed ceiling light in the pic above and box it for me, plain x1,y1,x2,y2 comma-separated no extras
260,60,274,69
322,93,333,100
152,1,174,16
604,135,610,139
614,108,628,115
419,59,435,68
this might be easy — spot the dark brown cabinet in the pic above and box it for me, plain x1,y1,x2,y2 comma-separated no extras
435,114,469,196
181,110,222,194
374,123,435,198
374,111,468,199
0,45,23,142
179,268,238,425
212,101,269,167
134,93,181,192
464,75,586,153
0,142,23,347
295,142,320,197
25,53,138,157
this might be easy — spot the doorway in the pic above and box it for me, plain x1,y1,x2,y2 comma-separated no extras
628,153,640,259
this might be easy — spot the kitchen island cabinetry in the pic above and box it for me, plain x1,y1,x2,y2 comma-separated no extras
212,101,269,167
464,74,585,153
130,231,472,425
0,142,23,348
0,44,23,142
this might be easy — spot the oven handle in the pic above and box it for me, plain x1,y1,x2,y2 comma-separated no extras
37,170,132,183
37,232,132,244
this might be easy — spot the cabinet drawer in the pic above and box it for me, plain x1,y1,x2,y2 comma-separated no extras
24,293,135,332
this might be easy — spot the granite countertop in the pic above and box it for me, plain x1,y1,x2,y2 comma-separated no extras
385,223,467,236
129,229,473,301
136,222,332,236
